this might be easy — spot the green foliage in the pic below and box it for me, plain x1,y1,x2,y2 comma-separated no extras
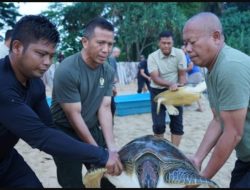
39,2,250,61
43,2,105,57
202,2,225,16
62,2,105,56
0,2,20,30
177,2,203,18
226,2,250,12
107,2,187,61
221,7,250,55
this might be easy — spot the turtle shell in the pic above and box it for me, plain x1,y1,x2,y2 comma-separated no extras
119,135,198,175
117,135,219,188
83,135,219,188
119,135,196,172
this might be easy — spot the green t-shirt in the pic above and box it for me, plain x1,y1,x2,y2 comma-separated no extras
206,44,250,161
50,52,114,130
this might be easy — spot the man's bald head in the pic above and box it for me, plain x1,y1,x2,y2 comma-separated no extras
182,12,225,70
183,12,223,37
112,46,121,58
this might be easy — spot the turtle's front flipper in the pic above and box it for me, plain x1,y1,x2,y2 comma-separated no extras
156,97,165,114
164,167,219,188
165,105,179,115
192,81,207,93
83,168,107,188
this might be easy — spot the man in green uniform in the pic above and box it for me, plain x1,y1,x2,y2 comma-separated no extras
50,17,120,188
183,12,250,188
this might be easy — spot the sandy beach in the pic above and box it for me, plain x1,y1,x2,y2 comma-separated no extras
14,81,236,188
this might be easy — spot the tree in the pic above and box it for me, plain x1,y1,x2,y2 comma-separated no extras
225,2,250,12
42,2,250,61
202,2,225,16
0,2,20,30
221,6,250,55
177,2,204,18
43,2,105,57
107,2,187,61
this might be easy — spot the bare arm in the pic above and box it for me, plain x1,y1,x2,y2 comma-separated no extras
186,61,194,72
178,69,187,85
191,108,222,170
98,96,118,151
60,100,123,175
201,108,246,179
60,102,98,146
150,70,177,89
140,69,151,81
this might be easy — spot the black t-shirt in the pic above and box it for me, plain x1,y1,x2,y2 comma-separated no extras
137,60,149,77
0,56,108,166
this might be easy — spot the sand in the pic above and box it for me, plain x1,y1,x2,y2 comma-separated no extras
14,81,236,188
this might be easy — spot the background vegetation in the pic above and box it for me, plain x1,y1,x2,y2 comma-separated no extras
1,2,250,61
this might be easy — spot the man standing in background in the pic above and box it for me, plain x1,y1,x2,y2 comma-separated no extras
148,31,187,147
108,46,121,122
137,54,151,93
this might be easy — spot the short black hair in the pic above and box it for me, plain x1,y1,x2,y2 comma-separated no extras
158,31,173,40
5,29,13,41
83,17,114,39
10,15,60,51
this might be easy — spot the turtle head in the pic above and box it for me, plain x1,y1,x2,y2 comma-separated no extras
136,154,160,188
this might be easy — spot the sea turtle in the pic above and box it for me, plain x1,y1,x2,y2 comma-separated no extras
83,135,219,188
154,81,207,115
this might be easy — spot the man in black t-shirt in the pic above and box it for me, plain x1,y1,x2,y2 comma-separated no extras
137,55,151,93
0,15,122,188
108,46,120,120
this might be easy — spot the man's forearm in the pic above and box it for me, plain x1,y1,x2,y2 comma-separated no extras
67,112,98,146
202,128,236,179
194,118,222,168
98,105,117,151
178,69,187,85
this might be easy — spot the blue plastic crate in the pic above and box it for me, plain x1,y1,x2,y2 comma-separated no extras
46,97,52,106
114,93,151,116
47,93,151,116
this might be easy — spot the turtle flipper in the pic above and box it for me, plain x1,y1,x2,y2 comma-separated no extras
83,168,107,188
156,97,179,115
156,97,165,114
157,97,179,115
164,167,219,188
191,81,207,93
165,105,179,115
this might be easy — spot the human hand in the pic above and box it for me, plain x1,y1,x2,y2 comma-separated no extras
105,150,123,176
183,155,202,188
177,83,184,87
108,144,120,152
169,83,179,91
187,155,201,172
